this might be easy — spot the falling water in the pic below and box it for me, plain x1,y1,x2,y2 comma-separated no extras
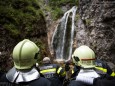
51,6,77,61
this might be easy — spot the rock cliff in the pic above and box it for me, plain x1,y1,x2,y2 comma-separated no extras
77,0,115,64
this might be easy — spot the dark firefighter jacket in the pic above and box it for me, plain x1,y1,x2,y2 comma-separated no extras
68,59,115,86
0,67,52,86
93,59,115,86
71,59,115,78
93,76,115,86
0,74,52,86
39,63,65,86
40,63,65,78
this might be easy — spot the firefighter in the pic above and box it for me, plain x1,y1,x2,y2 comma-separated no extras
65,45,115,86
0,39,52,86
40,57,65,86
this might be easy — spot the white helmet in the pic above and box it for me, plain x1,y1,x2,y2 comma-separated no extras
43,57,51,63
72,45,95,68
13,39,40,69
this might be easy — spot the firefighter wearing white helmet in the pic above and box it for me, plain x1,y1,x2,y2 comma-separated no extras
13,39,40,69
68,45,115,86
72,45,95,68
0,39,52,86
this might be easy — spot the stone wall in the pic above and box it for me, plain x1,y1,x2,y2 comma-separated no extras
76,0,115,63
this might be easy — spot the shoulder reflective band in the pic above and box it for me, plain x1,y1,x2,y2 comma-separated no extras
95,67,115,77
72,70,74,74
95,66,107,72
57,67,62,74
40,68,56,74
110,72,115,77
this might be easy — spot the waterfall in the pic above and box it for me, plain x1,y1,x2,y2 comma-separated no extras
51,6,77,61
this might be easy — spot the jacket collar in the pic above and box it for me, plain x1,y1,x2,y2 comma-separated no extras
6,67,40,83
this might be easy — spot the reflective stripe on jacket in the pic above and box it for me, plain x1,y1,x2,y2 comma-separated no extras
95,60,115,77
71,60,115,78
40,63,65,78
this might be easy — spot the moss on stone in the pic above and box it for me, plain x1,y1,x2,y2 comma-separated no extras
0,0,43,38
48,0,79,20
86,19,91,26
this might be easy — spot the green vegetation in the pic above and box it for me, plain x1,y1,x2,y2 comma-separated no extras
76,14,80,20
49,0,78,6
36,40,46,64
0,0,47,71
48,0,79,20
0,0,43,37
51,7,63,20
86,19,92,26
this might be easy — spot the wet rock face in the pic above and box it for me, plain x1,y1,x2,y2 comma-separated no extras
77,0,115,63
